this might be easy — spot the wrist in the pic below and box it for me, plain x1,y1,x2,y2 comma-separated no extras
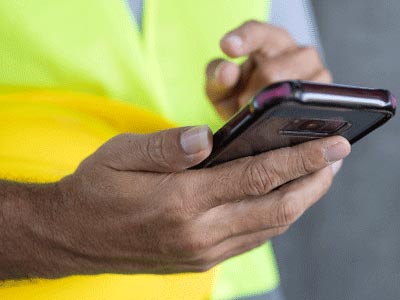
0,181,73,280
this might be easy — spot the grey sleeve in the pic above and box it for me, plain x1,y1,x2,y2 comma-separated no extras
269,0,323,52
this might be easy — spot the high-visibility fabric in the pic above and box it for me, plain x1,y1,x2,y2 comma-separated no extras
0,1,280,299
0,0,268,131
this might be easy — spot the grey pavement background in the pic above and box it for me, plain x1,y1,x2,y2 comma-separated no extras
273,1,400,300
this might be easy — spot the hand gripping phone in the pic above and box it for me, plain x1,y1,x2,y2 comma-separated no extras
198,81,396,168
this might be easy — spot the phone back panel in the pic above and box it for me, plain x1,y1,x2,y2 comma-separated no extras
199,81,395,168
210,103,389,166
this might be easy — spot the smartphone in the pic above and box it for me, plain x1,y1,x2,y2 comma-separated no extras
197,80,396,168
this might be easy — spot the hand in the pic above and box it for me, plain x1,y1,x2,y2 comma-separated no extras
206,21,332,120
5,126,350,279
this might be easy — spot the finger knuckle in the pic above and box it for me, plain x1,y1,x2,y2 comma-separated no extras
181,190,203,217
295,146,322,175
163,203,190,224
163,189,195,224
244,159,276,196
144,134,173,171
277,194,301,226
299,152,316,174
179,234,212,257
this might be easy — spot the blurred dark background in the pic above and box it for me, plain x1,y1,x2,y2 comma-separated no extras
273,1,400,300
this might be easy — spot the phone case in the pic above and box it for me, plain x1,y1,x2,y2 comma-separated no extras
197,81,396,168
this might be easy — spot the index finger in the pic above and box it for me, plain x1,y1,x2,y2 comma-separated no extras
220,21,297,58
190,136,351,211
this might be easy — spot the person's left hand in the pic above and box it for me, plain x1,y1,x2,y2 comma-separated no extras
206,21,332,120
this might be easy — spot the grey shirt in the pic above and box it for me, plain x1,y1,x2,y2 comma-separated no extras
127,0,144,30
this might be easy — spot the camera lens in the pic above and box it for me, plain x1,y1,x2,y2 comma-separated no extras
280,118,350,137
298,120,326,131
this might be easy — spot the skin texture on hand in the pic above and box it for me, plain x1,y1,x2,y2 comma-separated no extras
0,126,350,280
206,21,332,120
0,22,346,280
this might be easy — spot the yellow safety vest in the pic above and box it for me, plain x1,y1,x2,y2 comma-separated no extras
0,1,279,299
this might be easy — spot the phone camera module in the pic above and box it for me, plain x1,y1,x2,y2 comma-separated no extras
280,119,351,137
298,120,327,131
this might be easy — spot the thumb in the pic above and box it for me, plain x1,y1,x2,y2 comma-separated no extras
95,126,213,173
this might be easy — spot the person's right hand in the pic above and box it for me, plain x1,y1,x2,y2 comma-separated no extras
17,125,350,279
206,21,331,120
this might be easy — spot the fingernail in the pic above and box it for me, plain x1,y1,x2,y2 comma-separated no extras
331,160,343,176
180,126,211,155
224,34,243,49
324,142,350,163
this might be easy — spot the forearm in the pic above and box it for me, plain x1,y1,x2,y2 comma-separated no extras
0,180,66,280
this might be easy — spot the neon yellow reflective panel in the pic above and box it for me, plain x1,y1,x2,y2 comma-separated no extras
0,0,280,299
0,0,270,131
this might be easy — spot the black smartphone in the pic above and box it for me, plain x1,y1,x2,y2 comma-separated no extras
197,81,396,168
